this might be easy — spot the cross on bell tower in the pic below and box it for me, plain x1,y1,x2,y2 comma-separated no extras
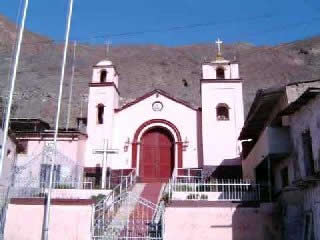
105,40,112,58
215,38,223,59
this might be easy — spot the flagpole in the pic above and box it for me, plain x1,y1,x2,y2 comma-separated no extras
66,40,77,130
0,0,29,176
42,0,74,239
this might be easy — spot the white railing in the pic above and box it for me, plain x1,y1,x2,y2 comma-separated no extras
92,169,137,238
170,177,261,201
10,170,137,199
48,181,93,189
97,169,137,206
83,169,135,190
93,192,163,240
104,173,135,190
9,187,46,198
10,181,94,198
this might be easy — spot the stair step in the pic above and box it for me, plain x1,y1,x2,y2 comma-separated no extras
139,183,164,204
95,182,165,239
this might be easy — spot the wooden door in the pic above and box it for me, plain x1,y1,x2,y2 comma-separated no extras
140,128,174,182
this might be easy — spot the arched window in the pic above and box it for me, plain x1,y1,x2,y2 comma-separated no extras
97,104,104,124
100,70,107,83
216,67,225,79
216,103,230,121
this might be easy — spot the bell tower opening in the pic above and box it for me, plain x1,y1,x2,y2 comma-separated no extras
216,67,225,79
100,70,107,83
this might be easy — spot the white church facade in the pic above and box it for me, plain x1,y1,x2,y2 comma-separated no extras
84,46,244,183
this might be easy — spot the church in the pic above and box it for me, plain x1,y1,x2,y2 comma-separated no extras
12,39,244,187
84,39,244,183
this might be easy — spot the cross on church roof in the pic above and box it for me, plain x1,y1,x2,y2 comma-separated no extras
105,40,112,58
216,38,223,57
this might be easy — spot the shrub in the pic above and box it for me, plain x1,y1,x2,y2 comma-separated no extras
200,194,208,200
91,194,106,203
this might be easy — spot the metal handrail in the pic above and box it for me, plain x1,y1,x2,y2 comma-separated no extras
96,169,136,206
170,177,262,201
93,169,137,230
93,191,163,239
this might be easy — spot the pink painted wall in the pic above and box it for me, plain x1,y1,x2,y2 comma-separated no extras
16,138,86,182
22,140,85,165
4,203,92,240
164,203,281,240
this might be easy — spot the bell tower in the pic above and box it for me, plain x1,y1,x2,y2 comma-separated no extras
201,39,244,168
85,59,119,167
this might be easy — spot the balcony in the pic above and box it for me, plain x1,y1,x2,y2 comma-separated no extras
243,127,291,180
245,127,291,162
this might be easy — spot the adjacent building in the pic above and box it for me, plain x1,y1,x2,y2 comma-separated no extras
240,80,320,240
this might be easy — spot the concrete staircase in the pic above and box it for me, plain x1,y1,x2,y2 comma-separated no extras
139,183,164,204
100,182,165,239
101,183,146,238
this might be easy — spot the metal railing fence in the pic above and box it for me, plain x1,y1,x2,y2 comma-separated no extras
170,177,262,201
10,181,94,198
93,169,137,233
93,192,163,240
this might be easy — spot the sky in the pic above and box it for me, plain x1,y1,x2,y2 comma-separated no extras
1,0,320,46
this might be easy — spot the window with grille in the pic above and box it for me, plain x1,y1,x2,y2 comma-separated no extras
303,212,315,240
280,167,289,188
17,141,28,154
40,164,61,188
301,130,315,176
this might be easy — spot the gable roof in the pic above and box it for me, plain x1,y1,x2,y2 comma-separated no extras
238,87,284,140
9,118,51,132
115,89,199,112
279,88,320,116
239,79,320,141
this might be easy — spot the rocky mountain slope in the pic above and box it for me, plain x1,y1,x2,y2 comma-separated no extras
1,15,320,128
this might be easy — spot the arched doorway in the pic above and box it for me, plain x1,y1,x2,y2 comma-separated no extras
139,127,174,182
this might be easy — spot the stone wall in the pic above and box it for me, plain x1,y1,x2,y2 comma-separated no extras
277,92,320,240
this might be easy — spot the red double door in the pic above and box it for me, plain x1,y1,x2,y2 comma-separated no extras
139,128,174,182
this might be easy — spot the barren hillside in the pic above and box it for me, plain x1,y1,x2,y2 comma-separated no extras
0,15,320,127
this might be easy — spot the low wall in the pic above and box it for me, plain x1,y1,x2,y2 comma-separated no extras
51,189,112,199
4,199,93,240
172,191,259,201
164,201,281,240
